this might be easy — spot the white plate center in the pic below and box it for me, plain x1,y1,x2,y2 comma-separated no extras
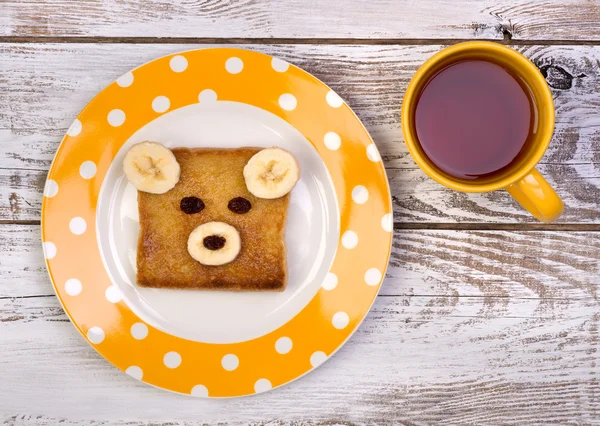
97,102,339,344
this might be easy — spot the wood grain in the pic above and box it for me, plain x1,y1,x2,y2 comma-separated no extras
2,224,600,423
6,224,600,300
3,1,600,423
3,32,600,424
2,0,600,41
2,43,600,223
2,295,599,424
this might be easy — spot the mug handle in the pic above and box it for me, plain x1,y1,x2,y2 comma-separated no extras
505,168,564,223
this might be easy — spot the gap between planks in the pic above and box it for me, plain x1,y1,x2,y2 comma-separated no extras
4,219,600,231
3,36,600,46
0,293,590,301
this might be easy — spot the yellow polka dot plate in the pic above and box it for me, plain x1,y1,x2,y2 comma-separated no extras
41,48,392,397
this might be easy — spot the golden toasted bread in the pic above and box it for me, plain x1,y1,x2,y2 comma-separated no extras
137,148,289,291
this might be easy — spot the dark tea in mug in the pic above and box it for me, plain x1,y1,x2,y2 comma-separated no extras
413,59,537,180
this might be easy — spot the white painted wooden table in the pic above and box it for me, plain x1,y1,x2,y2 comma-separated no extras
2,1,600,424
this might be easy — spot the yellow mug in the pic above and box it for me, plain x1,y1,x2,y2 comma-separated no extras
401,41,564,222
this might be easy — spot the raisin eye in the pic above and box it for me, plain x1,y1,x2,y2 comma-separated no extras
228,197,251,214
180,196,205,214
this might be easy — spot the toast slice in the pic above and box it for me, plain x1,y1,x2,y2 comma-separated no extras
136,147,289,291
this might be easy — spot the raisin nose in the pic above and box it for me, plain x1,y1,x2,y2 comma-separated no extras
203,235,226,251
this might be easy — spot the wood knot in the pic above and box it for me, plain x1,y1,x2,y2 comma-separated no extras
539,65,574,90
495,22,514,41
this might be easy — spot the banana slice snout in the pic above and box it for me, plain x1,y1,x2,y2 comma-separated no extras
243,148,300,199
187,222,241,266
123,141,180,194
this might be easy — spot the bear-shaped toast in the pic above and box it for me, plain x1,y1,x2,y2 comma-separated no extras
124,143,299,292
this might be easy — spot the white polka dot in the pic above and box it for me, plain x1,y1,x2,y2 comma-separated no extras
382,213,393,232
342,230,358,249
326,90,344,108
79,161,96,179
367,144,380,162
69,217,87,235
191,384,209,397
87,326,105,344
43,241,56,260
64,278,82,296
67,119,82,137
152,96,170,113
225,57,243,74
170,55,188,73
275,337,293,354
332,311,350,329
107,109,125,127
365,268,383,286
322,272,338,291
278,94,297,111
44,179,58,198
310,351,327,367
163,351,181,369
105,285,122,303
221,354,239,371
271,57,289,72
116,72,134,87
324,132,341,150
126,366,143,380
254,378,272,393
131,322,148,340
352,185,369,204
198,89,217,103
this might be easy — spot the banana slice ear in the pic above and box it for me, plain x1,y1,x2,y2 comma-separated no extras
123,141,180,194
243,148,300,199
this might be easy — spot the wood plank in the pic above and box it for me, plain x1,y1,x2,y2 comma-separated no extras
4,224,600,302
2,0,600,40
2,43,600,222
0,226,48,298
2,276,599,423
0,169,44,221
5,165,600,223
